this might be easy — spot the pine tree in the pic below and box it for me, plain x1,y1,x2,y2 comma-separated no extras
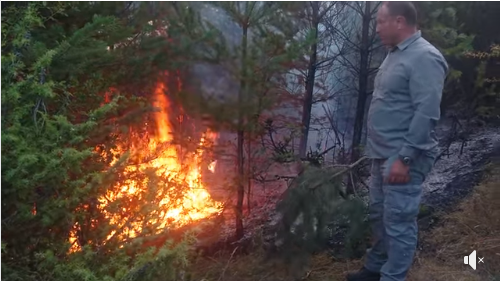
174,1,311,240
2,2,222,280
415,2,474,117
268,160,368,278
463,44,500,121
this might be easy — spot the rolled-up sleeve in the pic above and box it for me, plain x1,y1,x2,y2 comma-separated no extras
398,50,448,159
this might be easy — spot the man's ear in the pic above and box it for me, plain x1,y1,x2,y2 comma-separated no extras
396,16,405,29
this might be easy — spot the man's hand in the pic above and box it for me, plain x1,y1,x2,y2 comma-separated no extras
385,158,410,184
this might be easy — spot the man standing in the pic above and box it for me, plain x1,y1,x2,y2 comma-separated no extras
347,2,448,281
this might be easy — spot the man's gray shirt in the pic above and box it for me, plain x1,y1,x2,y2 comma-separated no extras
366,31,448,160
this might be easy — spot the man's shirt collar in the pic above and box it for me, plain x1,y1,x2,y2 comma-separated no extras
391,30,421,52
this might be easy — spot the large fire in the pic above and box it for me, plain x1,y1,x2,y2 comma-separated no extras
69,76,222,251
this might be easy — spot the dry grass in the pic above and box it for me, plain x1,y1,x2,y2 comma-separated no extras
408,162,500,281
190,163,500,281
190,250,364,281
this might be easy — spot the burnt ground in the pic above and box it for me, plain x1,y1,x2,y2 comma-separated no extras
417,126,500,231
424,127,500,208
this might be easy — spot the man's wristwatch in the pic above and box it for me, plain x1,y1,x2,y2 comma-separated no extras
398,155,411,166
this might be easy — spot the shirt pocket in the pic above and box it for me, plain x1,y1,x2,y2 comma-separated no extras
379,63,409,97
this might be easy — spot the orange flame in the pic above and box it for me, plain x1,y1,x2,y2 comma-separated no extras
69,76,222,251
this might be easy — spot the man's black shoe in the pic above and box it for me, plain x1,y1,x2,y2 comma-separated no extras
346,267,380,281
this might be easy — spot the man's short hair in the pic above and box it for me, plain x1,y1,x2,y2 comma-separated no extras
383,1,418,26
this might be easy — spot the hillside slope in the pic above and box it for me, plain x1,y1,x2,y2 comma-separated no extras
190,154,500,281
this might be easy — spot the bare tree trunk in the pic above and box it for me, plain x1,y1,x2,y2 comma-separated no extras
298,2,320,159
350,1,371,163
235,10,250,240
344,1,372,195
236,130,245,239
246,137,252,215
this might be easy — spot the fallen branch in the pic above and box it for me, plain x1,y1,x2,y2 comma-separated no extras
309,156,368,189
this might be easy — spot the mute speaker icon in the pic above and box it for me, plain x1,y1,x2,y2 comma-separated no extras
464,250,477,270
